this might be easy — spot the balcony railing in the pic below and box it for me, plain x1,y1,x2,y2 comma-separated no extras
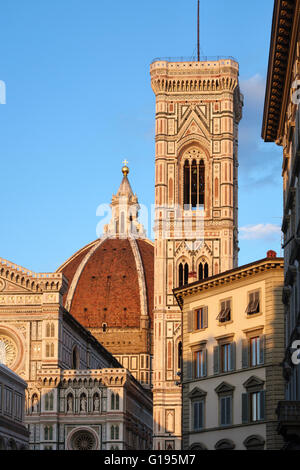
151,55,237,64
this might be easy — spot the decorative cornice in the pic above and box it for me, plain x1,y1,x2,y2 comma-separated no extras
262,0,298,142
174,257,284,308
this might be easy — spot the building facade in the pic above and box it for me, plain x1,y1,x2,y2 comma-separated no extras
150,58,243,449
174,253,285,450
0,256,152,450
0,364,29,450
262,0,300,449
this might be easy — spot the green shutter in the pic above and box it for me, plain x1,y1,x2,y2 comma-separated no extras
199,401,204,429
242,393,249,423
203,306,208,329
220,397,226,425
226,396,232,425
213,346,220,375
242,339,249,368
260,391,266,420
259,335,265,365
187,310,194,332
230,342,236,371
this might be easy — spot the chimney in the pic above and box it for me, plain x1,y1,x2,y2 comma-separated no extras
188,271,198,284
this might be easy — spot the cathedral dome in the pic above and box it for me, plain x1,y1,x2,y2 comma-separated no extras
57,236,154,329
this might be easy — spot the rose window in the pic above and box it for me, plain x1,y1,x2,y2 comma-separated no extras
70,430,97,450
0,336,17,368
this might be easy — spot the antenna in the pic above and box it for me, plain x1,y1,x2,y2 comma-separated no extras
197,0,200,61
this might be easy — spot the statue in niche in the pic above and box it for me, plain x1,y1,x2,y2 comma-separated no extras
67,394,73,412
32,395,39,413
80,395,87,412
93,394,100,412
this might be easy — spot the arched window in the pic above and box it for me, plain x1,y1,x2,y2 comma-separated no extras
45,392,53,411
179,263,183,287
184,160,190,207
46,323,50,337
115,393,120,410
199,262,209,281
111,392,115,410
199,160,205,205
44,425,53,441
179,262,189,287
50,324,55,337
178,341,183,370
111,425,119,440
120,212,125,234
183,158,205,209
191,160,198,208
184,263,189,284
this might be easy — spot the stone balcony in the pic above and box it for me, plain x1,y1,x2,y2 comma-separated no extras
277,401,300,447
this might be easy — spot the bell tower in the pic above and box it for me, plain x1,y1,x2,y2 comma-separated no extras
151,58,243,449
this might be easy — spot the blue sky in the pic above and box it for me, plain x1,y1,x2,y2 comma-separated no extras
0,0,282,272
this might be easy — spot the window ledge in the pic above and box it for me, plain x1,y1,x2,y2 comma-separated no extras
218,320,233,327
245,312,263,319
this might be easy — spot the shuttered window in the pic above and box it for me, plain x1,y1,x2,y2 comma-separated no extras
217,300,231,323
193,401,204,431
242,391,265,423
194,349,207,378
220,396,232,426
242,335,265,369
246,291,260,315
194,307,208,330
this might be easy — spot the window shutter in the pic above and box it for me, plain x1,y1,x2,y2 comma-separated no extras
230,342,236,371
203,306,208,329
259,335,265,365
242,339,249,368
193,402,198,430
220,397,226,426
213,346,220,374
226,397,232,425
199,401,204,429
260,391,266,420
242,393,249,423
187,310,194,333
203,349,207,377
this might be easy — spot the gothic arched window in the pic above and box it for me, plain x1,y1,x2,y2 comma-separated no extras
111,392,115,410
115,393,120,410
184,160,190,207
184,263,189,284
178,341,183,370
183,157,205,209
199,262,209,281
179,262,189,287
